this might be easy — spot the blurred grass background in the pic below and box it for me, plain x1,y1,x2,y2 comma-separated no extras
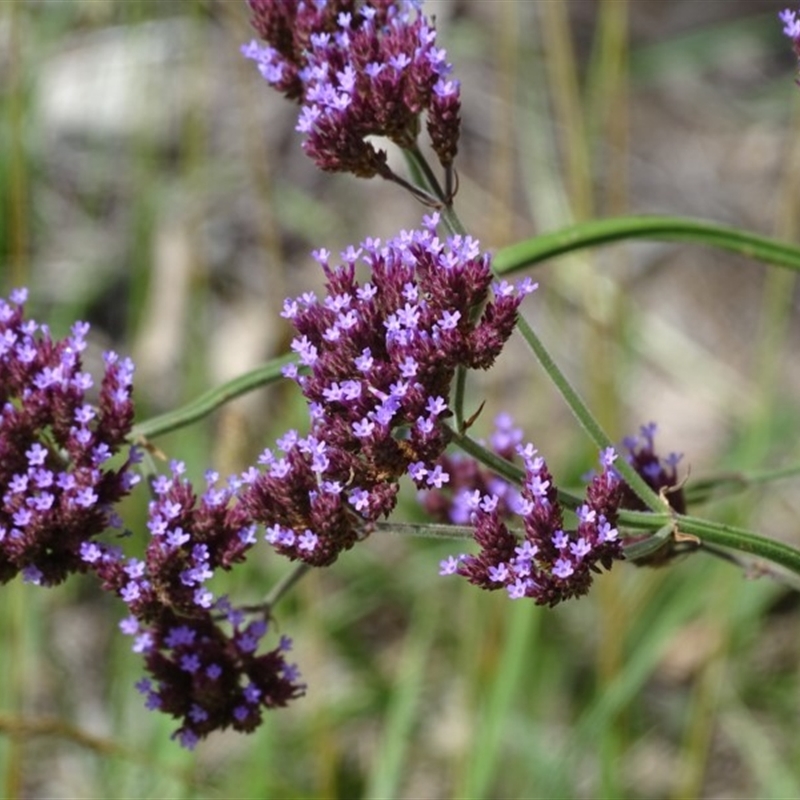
2,1,800,797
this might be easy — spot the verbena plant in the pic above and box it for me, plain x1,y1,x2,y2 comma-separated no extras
3,0,800,754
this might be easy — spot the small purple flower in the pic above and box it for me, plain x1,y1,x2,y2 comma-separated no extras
780,8,800,41
180,653,201,674
488,563,509,583
551,530,569,550
119,616,139,636
426,465,450,489
439,555,460,575
552,558,574,580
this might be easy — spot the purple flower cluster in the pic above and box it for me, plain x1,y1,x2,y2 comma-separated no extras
0,288,304,747
128,607,303,749
0,288,138,586
242,0,461,178
91,462,258,617
421,412,524,524
240,213,536,566
619,422,685,514
89,462,305,748
439,446,624,606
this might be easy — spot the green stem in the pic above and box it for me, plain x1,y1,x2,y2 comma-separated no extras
405,146,471,429
405,145,448,206
676,514,800,577
411,159,664,509
398,161,800,578
374,520,474,540
446,425,525,485
620,523,675,561
130,353,296,440
514,315,664,510
384,168,441,207
492,215,800,275
387,425,800,577
446,425,589,510
616,509,672,530
378,511,800,580
262,562,312,608
232,562,313,618
615,507,800,578
452,367,467,433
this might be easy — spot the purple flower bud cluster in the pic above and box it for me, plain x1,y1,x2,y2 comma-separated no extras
619,422,685,514
242,0,461,177
780,8,800,64
0,288,138,586
89,462,305,748
421,412,525,524
240,214,536,566
126,607,303,749
439,446,624,607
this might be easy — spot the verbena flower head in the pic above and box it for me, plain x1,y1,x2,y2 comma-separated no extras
0,288,139,586
620,422,685,513
242,0,461,177
240,215,536,566
89,463,304,746
123,605,304,749
440,445,624,607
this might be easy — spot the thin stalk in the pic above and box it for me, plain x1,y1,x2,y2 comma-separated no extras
452,364,467,433
384,504,800,581
384,168,441,207
446,425,586,508
676,514,800,576
446,425,525,485
419,175,664,509
262,562,312,609
514,314,663,509
130,354,296,440
405,147,473,431
374,520,474,540
235,562,313,617
493,216,800,275
615,507,800,579
403,145,448,206
400,148,800,579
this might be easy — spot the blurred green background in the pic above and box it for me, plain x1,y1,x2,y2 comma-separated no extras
2,1,800,797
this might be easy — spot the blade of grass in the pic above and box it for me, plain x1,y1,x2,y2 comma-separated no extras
364,592,439,799
457,601,541,798
571,566,713,746
723,703,800,798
